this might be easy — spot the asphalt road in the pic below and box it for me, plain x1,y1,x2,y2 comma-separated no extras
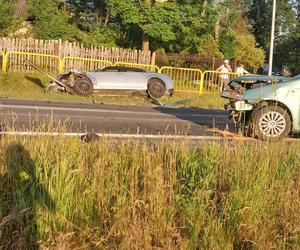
0,98,234,136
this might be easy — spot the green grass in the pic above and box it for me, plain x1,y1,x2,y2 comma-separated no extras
0,72,226,109
0,135,300,249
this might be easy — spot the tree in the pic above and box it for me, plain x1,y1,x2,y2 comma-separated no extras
243,0,299,72
0,0,18,36
28,0,84,42
197,34,223,58
107,0,180,51
234,33,265,70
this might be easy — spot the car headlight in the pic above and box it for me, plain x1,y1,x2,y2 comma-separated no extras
220,90,244,100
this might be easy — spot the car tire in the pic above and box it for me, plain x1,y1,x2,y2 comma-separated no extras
248,105,291,140
73,75,93,96
147,78,166,99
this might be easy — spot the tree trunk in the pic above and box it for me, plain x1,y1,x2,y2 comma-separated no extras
215,16,221,41
104,10,110,27
201,0,208,17
142,33,150,52
298,0,300,21
15,0,27,17
214,0,221,41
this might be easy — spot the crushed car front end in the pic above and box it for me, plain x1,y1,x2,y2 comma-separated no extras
220,75,298,140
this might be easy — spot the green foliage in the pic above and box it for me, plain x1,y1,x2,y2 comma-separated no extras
29,0,83,41
1,137,300,248
142,3,180,42
197,35,223,58
218,29,236,59
34,14,83,42
277,30,300,75
243,0,299,73
228,16,265,69
107,1,180,45
234,33,265,70
83,28,118,47
0,0,19,36
244,0,271,49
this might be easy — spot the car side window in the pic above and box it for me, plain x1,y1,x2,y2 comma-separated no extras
97,67,119,72
104,69,119,72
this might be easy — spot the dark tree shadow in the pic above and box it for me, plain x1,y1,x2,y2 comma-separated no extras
153,106,235,132
0,143,55,249
25,76,45,88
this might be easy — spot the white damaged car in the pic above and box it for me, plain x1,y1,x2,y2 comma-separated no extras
47,66,174,99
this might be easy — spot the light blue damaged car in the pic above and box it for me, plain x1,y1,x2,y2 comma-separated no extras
221,74,300,140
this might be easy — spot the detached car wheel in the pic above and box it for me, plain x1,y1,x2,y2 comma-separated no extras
249,105,291,140
147,78,166,99
74,75,93,96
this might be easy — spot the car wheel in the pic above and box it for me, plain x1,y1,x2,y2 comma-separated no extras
147,78,166,99
248,105,291,140
73,75,93,96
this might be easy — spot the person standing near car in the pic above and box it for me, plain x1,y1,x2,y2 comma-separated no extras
217,60,232,91
236,63,249,76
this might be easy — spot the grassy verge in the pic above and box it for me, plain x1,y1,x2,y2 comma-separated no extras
0,72,226,109
0,135,300,249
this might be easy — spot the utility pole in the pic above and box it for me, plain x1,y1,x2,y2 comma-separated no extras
268,0,277,76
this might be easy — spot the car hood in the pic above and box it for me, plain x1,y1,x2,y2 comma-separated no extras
232,74,288,83
244,78,299,102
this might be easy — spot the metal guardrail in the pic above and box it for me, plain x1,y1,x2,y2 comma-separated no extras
4,51,61,74
160,67,203,92
61,57,113,72
114,62,160,73
201,70,238,92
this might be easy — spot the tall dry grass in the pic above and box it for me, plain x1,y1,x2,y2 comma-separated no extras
0,136,299,249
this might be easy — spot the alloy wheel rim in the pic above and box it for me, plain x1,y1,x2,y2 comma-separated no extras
258,111,286,137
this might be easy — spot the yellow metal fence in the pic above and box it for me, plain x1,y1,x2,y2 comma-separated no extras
160,67,203,92
0,51,4,72
4,51,61,74
201,70,238,92
0,51,239,94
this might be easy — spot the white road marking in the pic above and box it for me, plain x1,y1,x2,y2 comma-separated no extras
0,131,237,140
0,104,228,118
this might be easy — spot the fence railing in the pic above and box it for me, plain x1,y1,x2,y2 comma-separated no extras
0,50,240,94
201,71,238,92
4,51,60,74
160,67,203,92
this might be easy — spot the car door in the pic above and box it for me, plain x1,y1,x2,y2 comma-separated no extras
89,68,127,90
124,72,148,90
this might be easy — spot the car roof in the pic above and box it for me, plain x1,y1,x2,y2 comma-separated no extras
231,74,288,82
99,66,147,72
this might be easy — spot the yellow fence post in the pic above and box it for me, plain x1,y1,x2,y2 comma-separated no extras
0,51,6,73
60,57,65,73
199,71,204,95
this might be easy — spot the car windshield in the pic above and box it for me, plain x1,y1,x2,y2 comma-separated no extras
291,74,300,80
